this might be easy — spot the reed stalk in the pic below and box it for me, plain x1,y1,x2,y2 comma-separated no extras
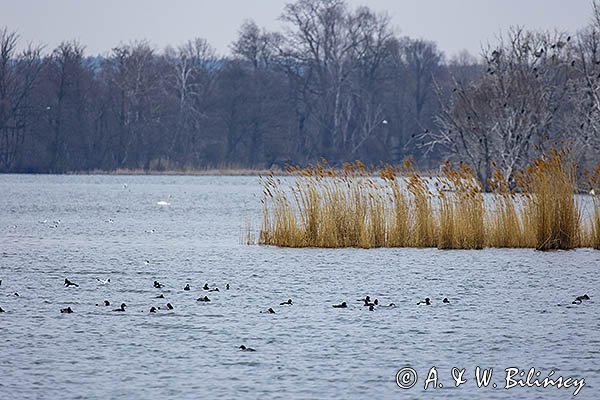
255,151,595,250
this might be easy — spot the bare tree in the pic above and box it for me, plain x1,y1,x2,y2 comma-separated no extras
423,27,573,184
280,0,393,161
568,0,600,168
0,28,43,171
106,41,162,169
44,41,86,172
164,38,217,166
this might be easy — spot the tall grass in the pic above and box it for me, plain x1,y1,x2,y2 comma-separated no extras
520,150,580,250
256,151,597,250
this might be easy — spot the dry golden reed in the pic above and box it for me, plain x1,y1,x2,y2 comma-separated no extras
256,151,597,250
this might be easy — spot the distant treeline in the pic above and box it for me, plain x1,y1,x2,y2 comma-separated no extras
2,0,600,181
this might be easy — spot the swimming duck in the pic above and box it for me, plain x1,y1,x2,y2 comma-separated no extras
239,345,256,352
60,307,73,313
366,298,379,306
333,302,348,308
368,304,375,311
417,298,431,305
280,299,293,305
64,278,79,287
209,287,220,292
153,281,164,288
203,283,209,290
96,300,111,306
149,307,157,313
197,296,210,302
226,283,230,290
183,284,190,291
166,303,174,310
358,296,371,303
113,303,127,312
443,298,450,304
156,294,165,299
260,307,275,314
13,292,19,297
572,294,590,304
96,278,110,285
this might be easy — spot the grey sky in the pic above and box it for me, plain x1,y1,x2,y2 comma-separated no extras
0,0,592,58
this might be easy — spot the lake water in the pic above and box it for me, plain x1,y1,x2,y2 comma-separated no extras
0,174,598,399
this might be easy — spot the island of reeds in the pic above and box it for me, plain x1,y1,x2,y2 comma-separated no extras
254,150,600,250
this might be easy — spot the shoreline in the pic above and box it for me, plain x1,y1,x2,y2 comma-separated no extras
1,168,287,177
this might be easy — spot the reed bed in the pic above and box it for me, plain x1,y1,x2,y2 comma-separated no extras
255,151,599,250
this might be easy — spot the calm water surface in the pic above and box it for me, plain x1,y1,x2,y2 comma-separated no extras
0,174,598,399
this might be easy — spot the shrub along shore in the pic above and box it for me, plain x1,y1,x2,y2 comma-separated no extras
255,150,600,250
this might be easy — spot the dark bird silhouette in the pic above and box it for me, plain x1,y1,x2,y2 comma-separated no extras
443,298,450,304
13,292,19,297
64,278,79,287
149,307,157,313
280,299,293,305
197,296,210,302
333,302,348,308
203,283,209,290
239,345,256,352
226,283,230,290
417,298,431,305
368,305,375,311
183,284,190,291
262,308,275,314
153,281,164,288
573,294,591,304
358,296,371,303
60,307,73,313
366,298,379,307
156,294,164,299
0,306,5,312
113,303,127,312
166,303,174,310
209,287,220,292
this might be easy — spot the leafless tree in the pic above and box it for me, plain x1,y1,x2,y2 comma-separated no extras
422,27,573,184
44,41,87,172
0,28,43,171
567,0,600,168
164,38,218,166
280,0,393,161
106,41,162,169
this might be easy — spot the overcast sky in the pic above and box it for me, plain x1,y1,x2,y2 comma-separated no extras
0,0,592,58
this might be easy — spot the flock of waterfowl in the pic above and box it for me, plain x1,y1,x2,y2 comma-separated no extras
0,276,452,349
0,277,591,352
